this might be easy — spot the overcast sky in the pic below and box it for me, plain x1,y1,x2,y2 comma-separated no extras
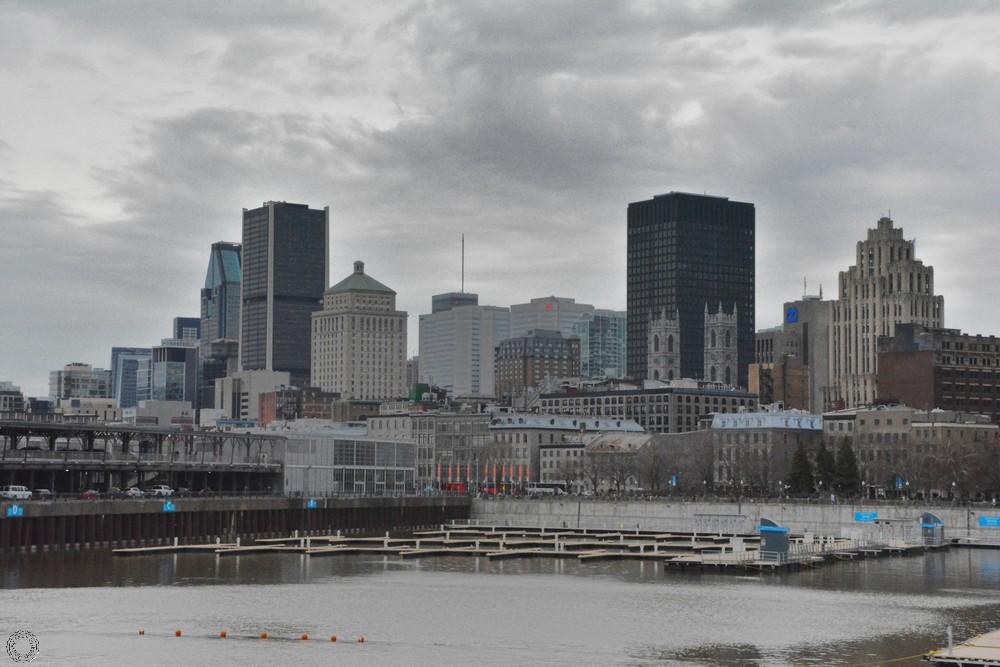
3,1,1000,397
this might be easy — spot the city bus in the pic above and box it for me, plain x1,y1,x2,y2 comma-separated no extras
524,482,567,496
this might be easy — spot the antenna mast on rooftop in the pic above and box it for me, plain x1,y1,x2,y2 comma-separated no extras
461,233,465,293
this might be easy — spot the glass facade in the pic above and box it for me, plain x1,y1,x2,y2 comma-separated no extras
150,343,198,404
627,192,755,387
572,310,627,379
172,317,201,341
282,435,416,496
240,202,328,388
110,347,152,409
200,242,242,344
200,242,242,409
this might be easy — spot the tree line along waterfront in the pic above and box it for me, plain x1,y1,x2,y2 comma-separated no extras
540,406,1000,502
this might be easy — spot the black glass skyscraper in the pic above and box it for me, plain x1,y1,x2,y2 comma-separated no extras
240,201,329,388
626,192,754,387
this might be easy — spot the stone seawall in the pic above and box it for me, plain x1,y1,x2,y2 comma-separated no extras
471,498,1000,541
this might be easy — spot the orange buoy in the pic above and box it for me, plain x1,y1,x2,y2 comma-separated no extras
300,633,309,641
330,634,337,642
260,631,268,640
175,629,182,637
357,635,366,644
219,630,227,639
138,629,145,636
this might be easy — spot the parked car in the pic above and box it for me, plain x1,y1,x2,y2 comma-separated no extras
106,487,126,499
0,486,32,500
79,489,99,500
175,487,191,498
146,485,174,497
125,487,144,498
33,488,54,500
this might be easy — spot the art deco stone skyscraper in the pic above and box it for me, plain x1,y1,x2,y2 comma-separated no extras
829,217,944,408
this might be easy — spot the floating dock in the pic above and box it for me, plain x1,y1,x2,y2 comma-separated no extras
111,521,941,572
926,628,1000,665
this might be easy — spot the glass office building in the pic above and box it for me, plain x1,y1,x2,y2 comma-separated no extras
626,192,754,387
110,347,152,409
241,202,329,388
150,341,198,404
199,241,242,409
572,309,627,379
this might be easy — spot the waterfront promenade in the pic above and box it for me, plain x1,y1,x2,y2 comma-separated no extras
472,497,1000,543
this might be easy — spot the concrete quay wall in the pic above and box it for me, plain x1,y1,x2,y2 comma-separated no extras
471,498,999,541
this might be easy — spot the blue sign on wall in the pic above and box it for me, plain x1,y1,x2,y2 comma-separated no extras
785,306,799,324
5,505,24,518
306,499,318,509
854,511,878,523
895,477,904,490
979,516,1000,528
162,501,176,513
670,475,677,488
759,524,790,533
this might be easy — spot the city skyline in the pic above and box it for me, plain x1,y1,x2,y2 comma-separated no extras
4,3,1000,397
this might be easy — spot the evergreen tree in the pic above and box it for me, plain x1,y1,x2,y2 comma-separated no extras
834,439,860,496
786,443,814,496
815,441,835,492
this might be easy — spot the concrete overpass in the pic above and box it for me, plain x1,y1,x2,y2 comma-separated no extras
0,420,284,493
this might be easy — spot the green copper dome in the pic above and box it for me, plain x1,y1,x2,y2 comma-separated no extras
327,260,395,295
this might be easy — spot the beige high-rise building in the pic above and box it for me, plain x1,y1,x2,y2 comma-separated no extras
311,261,408,400
829,217,944,408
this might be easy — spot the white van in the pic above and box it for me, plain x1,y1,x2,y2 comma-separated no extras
0,486,32,500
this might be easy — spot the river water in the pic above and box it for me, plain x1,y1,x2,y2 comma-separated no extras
0,547,998,666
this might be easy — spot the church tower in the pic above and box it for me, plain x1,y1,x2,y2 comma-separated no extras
704,302,738,386
647,308,681,381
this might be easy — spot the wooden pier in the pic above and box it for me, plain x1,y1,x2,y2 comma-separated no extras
110,521,943,572
926,628,1000,665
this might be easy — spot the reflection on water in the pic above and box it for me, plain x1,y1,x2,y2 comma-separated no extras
0,548,997,666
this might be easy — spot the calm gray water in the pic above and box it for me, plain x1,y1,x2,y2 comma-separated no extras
1,548,998,666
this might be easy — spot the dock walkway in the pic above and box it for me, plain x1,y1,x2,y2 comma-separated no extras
926,628,1000,665
111,522,942,572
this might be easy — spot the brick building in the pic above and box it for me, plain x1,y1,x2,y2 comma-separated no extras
494,330,581,406
538,378,757,434
258,387,341,426
877,324,1000,421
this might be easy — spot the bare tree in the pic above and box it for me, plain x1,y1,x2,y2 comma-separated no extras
635,444,670,495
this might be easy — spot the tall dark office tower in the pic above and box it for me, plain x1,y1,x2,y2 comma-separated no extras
240,201,329,388
626,192,755,387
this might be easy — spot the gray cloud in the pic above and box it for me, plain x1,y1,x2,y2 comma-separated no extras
2,1,1000,396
